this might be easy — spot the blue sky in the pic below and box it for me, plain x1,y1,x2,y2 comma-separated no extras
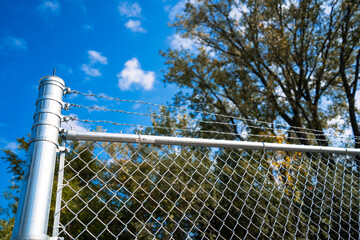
0,0,192,211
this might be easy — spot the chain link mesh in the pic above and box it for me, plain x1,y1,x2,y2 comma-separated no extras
53,139,360,239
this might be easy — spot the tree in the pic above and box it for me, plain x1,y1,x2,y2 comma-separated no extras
336,1,360,148
0,137,28,240
162,0,360,151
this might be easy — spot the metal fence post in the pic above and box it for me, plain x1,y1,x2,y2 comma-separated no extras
11,76,65,240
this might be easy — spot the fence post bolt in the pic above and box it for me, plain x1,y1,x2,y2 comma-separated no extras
11,76,65,240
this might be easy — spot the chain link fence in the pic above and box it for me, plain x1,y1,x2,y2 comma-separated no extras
11,77,360,240
53,138,360,239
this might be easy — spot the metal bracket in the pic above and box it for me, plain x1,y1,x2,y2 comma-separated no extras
61,115,71,122
64,86,72,94
62,102,71,111
58,146,70,153
59,128,68,139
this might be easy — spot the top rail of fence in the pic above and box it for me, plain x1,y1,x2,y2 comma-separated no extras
64,130,360,155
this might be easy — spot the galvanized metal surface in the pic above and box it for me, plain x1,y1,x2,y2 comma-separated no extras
52,138,66,238
65,130,360,155
11,76,65,240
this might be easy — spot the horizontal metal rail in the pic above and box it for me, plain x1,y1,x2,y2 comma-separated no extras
64,130,360,155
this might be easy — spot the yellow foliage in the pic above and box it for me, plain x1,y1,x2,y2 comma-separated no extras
264,132,309,204
276,135,285,144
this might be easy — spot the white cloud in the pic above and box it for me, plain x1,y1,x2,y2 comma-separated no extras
133,103,142,110
119,2,142,17
118,2,146,33
355,90,360,110
81,64,101,77
0,138,19,152
167,0,186,22
117,58,155,91
167,0,199,22
1,36,27,51
124,20,146,33
326,115,353,147
168,33,216,57
229,6,242,21
85,91,98,101
82,50,107,77
88,50,108,64
6,142,19,151
323,5,332,15
83,24,93,31
37,0,60,15
169,34,195,50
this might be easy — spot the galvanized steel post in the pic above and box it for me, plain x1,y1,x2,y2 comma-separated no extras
11,76,65,240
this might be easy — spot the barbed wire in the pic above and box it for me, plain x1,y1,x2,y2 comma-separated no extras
69,90,328,135
68,103,350,141
66,90,359,143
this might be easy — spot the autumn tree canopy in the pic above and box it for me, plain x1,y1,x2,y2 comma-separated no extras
162,0,360,148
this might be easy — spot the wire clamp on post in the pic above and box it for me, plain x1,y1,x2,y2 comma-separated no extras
262,142,266,159
62,102,71,111
50,237,64,240
58,146,70,153
135,130,142,143
61,116,71,123
64,87,72,95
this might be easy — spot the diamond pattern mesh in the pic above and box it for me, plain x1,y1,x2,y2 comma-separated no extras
54,140,360,239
